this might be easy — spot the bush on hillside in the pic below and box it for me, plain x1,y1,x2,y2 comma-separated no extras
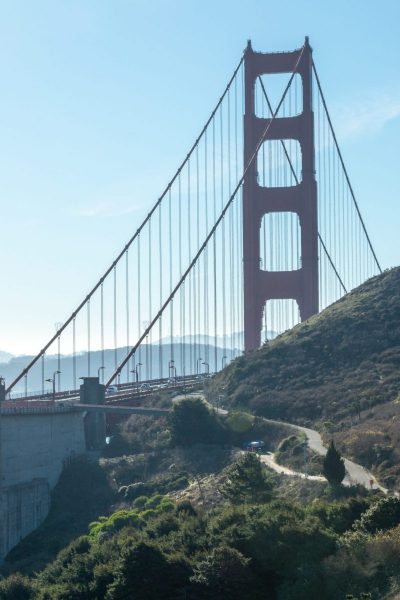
355,496,400,533
169,397,226,446
220,453,273,504
0,574,35,600
191,546,252,599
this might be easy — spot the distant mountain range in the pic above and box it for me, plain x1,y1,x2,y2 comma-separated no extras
0,328,278,396
158,331,277,347
1,342,242,396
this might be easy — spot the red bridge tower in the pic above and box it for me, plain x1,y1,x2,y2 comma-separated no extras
243,38,319,351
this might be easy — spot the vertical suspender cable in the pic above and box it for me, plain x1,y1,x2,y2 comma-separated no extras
87,300,91,376
212,116,217,372
137,235,141,368
169,188,173,366
195,145,200,370
57,335,61,392
204,130,209,365
187,159,192,374
113,266,117,372
221,97,226,366
101,283,104,383
73,317,76,390
41,354,45,395
148,218,152,380
125,250,129,382
159,203,163,378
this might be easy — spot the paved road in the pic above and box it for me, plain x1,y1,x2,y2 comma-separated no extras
174,393,391,494
291,423,389,493
259,418,389,493
260,452,325,481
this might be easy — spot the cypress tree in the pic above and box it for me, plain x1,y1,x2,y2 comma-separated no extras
323,440,345,485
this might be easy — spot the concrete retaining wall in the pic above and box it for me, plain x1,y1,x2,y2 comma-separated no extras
0,409,86,561
0,479,50,560
1,411,86,488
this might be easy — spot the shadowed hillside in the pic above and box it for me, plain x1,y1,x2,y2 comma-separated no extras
212,267,400,426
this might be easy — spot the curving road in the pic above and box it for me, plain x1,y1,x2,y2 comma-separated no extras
175,393,392,495
260,418,389,494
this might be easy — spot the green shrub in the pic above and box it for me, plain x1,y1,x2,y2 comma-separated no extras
132,495,148,509
144,494,164,510
89,510,144,539
356,496,400,533
0,573,35,600
169,397,226,446
220,453,273,504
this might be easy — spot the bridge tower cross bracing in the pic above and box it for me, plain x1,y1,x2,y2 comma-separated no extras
243,37,319,351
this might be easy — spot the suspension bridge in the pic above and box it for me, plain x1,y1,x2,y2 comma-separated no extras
0,37,384,560
2,38,381,402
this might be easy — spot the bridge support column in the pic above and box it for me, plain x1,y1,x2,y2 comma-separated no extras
243,38,319,351
79,377,106,450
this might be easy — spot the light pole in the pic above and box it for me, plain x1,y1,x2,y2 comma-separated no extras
132,363,142,383
202,361,209,376
168,359,175,381
222,355,227,369
46,370,61,401
130,353,135,383
196,357,203,376
97,366,105,382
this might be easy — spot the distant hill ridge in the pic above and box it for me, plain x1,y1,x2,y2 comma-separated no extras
0,351,14,364
213,267,400,425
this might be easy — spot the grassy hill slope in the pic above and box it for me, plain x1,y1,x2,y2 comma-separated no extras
212,267,400,426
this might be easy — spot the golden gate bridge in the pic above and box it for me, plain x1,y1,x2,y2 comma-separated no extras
2,38,381,401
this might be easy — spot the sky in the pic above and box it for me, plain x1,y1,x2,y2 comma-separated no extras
0,0,399,355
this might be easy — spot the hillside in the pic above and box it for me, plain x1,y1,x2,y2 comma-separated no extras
212,267,400,426
211,267,400,489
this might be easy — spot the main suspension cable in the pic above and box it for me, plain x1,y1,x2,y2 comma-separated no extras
312,61,382,274
106,44,306,385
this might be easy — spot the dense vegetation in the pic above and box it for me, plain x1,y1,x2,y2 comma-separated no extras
1,400,290,576
2,453,400,599
4,268,400,600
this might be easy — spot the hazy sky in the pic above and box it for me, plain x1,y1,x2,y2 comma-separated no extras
1,0,399,355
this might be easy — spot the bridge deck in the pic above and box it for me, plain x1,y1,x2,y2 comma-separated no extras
74,404,170,416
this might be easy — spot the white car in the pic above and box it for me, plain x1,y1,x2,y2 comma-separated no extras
105,385,118,396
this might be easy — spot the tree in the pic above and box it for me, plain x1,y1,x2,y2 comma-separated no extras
0,574,35,600
323,440,345,485
190,546,251,599
105,541,189,600
220,453,273,504
169,397,222,446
